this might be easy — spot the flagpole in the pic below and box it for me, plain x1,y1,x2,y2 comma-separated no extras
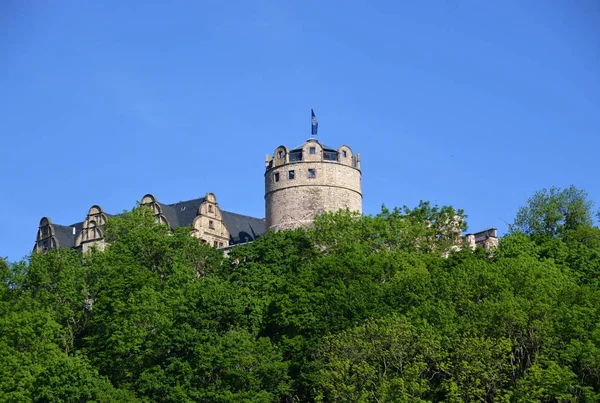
310,107,318,139
310,105,314,139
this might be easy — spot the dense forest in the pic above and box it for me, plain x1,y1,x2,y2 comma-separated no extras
2,186,600,402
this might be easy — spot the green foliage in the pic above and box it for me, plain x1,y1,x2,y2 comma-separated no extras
2,195,600,401
512,185,594,238
312,314,442,402
0,299,136,402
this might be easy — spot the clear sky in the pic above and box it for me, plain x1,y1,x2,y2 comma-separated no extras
1,1,599,262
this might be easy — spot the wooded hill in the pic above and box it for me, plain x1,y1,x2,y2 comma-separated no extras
1,186,600,402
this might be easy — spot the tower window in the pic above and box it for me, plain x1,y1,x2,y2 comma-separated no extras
289,170,295,180
214,241,218,247
208,204,213,213
309,147,316,154
308,168,316,178
289,150,302,161
342,150,347,158
209,220,215,229
278,150,284,158
274,172,280,182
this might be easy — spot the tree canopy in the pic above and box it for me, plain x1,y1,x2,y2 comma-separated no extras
512,185,595,238
2,192,600,402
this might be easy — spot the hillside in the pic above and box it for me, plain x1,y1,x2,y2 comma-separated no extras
2,187,600,402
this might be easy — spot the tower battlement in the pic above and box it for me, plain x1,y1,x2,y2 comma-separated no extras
264,138,363,230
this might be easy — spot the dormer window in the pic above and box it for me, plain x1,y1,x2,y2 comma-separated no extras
208,204,213,213
289,150,302,161
278,150,284,158
209,220,215,229
342,150,347,158
309,147,316,154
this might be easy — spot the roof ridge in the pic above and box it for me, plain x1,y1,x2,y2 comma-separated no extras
222,210,264,220
53,223,74,229
164,197,205,207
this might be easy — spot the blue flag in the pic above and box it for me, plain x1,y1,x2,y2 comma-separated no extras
311,108,318,136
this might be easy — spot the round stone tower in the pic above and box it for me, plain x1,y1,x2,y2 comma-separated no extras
265,138,362,230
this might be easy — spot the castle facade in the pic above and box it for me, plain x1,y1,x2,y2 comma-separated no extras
34,192,266,253
34,137,497,253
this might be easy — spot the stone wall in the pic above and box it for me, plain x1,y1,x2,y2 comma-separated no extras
190,193,230,248
76,205,108,252
265,139,362,230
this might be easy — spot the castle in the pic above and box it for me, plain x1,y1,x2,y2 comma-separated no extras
34,135,497,253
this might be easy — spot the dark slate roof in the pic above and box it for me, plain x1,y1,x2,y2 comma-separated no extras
40,196,265,250
466,228,498,243
157,197,265,243
290,139,337,153
53,223,78,248
162,197,206,229
72,221,84,233
221,210,266,244
157,202,181,229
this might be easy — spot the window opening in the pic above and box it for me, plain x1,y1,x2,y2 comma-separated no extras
309,147,316,154
278,150,284,158
289,170,295,180
308,168,316,178
274,172,280,182
342,150,347,158
209,220,215,229
324,151,338,160
289,151,302,161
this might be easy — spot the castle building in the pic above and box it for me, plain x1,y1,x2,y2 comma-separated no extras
34,193,265,253
465,228,499,249
34,128,497,253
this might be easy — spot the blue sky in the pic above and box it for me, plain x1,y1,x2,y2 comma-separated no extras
1,1,599,262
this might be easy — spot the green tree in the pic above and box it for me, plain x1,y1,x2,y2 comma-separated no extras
512,186,594,238
312,314,442,403
4,195,600,401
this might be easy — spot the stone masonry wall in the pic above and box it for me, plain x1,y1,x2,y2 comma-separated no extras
265,141,362,230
